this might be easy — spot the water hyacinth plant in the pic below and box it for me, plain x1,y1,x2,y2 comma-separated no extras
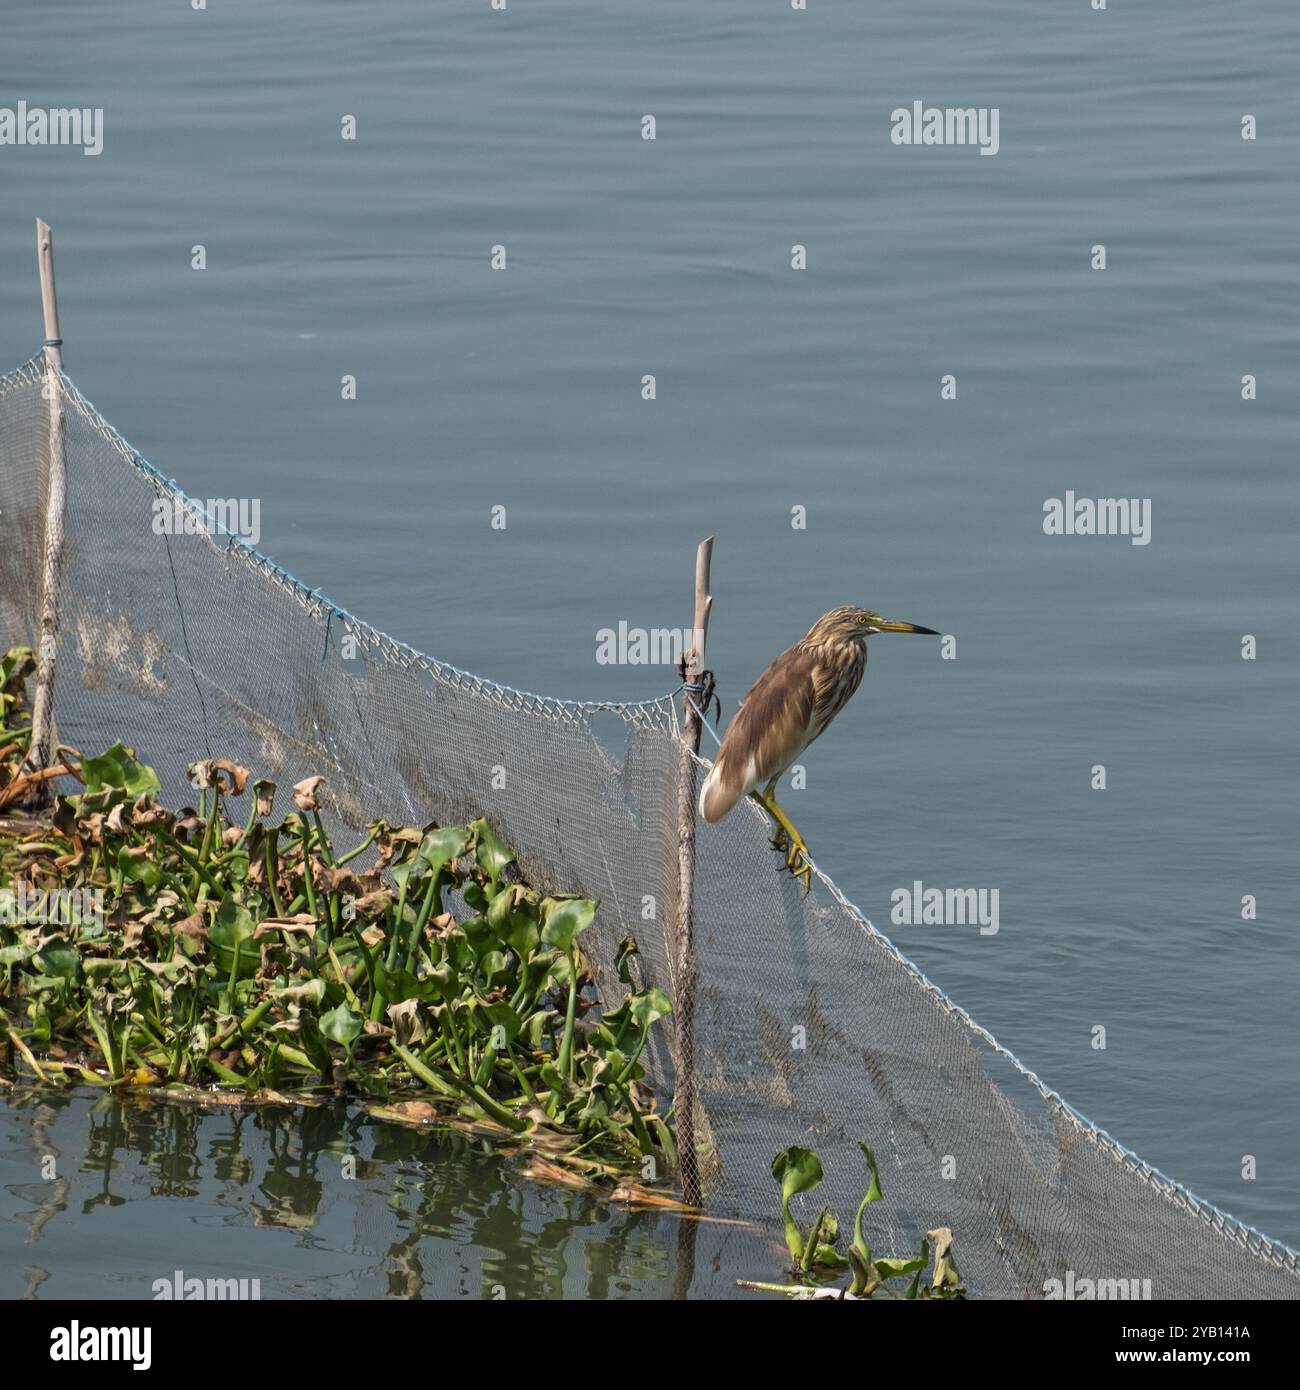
739,1141,966,1300
0,647,677,1187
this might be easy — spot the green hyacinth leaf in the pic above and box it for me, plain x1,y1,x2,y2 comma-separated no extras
208,894,258,977
320,1003,363,1049
771,1145,823,1264
81,742,161,798
472,999,523,1045
415,826,470,876
540,898,596,952
852,1141,884,1269
873,1250,929,1281
469,818,515,884
33,939,81,983
628,986,672,1028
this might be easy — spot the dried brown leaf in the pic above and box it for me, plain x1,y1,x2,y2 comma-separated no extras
292,776,324,811
254,915,318,939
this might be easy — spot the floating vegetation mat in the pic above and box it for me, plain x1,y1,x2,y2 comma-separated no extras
0,647,681,1200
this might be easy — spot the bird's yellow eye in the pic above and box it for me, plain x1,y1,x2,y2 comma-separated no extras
857,615,868,625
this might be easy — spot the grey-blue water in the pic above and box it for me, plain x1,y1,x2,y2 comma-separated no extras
2,0,1297,1296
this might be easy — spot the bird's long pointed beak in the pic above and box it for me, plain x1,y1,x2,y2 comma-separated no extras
876,619,940,635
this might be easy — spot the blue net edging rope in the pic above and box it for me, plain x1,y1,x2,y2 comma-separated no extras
685,694,1298,1273
806,850,1300,1274
50,364,682,738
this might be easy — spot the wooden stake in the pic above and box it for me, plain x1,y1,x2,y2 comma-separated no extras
26,219,67,792
673,536,713,1208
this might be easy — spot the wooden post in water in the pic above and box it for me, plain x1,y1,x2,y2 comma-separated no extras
27,219,68,793
673,536,713,1208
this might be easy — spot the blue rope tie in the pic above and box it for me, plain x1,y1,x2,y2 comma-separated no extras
685,693,723,748
679,671,721,749
311,590,333,661
43,338,63,349
321,602,345,662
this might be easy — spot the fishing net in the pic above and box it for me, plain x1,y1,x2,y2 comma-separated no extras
2,353,1296,1299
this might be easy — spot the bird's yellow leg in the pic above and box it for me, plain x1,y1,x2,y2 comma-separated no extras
751,786,813,895
754,780,788,853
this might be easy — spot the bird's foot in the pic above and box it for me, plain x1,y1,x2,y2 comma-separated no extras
787,842,813,896
757,792,813,895
769,833,812,895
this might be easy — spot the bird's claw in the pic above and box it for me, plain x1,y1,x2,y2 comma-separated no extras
770,837,813,896
758,794,812,895
789,847,812,896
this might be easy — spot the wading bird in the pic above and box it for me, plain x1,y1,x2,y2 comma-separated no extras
699,606,939,892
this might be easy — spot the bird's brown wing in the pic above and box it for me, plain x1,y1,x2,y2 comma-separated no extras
700,644,817,823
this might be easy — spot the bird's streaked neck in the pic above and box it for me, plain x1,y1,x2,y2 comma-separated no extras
799,627,866,654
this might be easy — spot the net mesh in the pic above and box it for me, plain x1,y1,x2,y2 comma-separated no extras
2,354,1297,1300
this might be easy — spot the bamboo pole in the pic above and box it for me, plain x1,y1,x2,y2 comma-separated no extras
26,219,67,793
673,536,713,1208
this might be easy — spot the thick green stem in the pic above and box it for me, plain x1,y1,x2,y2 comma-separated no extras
157,828,224,895
205,1055,245,1084
264,828,285,918
402,868,443,973
235,796,259,850
393,1043,526,1132
615,1025,649,1085
781,1194,804,1264
349,922,377,1000
557,947,578,1081
800,1208,828,1272
371,874,413,1022
213,996,274,1050
439,1009,467,1077
310,811,335,866
607,1074,654,1155
198,793,222,866
336,825,380,866
504,1043,536,1104
297,820,318,923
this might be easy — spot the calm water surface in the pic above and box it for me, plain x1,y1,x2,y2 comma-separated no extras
0,1088,760,1300
1,0,1297,1292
